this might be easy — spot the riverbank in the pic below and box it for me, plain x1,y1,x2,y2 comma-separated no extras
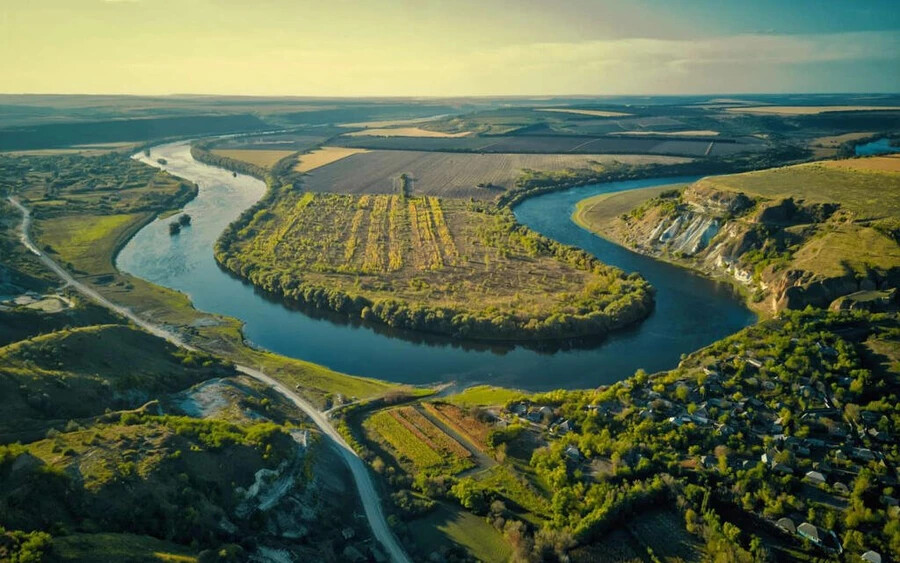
119,144,754,387
573,161,900,316
571,186,764,315
214,187,655,343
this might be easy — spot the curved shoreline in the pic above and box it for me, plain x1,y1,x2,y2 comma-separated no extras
118,141,754,388
571,190,759,311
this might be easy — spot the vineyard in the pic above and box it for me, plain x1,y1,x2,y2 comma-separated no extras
423,402,493,453
216,189,654,340
365,407,474,474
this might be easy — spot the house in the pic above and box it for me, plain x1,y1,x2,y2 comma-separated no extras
772,463,793,475
716,423,735,437
564,445,582,462
746,357,763,369
526,411,543,423
797,522,822,545
667,415,694,427
553,419,574,435
775,517,796,534
341,527,356,540
804,471,827,485
708,398,731,409
833,482,850,495
851,448,876,462
861,551,881,563
537,406,554,417
701,455,717,469
762,380,776,391
798,522,843,554
510,403,528,416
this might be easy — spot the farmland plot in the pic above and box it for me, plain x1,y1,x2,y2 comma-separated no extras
216,190,654,341
364,407,474,474
301,150,689,199
210,149,296,169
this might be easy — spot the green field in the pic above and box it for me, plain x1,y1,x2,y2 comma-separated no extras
695,160,900,220
51,533,198,562
217,190,653,341
407,503,512,563
443,385,527,407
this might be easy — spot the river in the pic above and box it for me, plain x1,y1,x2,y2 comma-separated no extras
118,141,754,390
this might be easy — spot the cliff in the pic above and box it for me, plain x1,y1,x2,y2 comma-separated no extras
597,183,899,314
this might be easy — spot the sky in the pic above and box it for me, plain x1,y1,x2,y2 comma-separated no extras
1,0,898,96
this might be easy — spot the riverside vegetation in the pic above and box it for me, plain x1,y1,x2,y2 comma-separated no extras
214,186,654,341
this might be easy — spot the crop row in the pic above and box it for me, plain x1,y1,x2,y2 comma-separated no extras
427,197,459,265
423,402,491,452
367,410,444,469
362,195,388,272
393,407,471,461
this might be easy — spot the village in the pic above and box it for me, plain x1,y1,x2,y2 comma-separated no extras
492,314,898,562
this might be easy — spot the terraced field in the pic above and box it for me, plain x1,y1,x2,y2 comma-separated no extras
216,190,653,340
365,407,474,474
301,150,687,199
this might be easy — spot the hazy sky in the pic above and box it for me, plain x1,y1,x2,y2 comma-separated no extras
2,0,898,96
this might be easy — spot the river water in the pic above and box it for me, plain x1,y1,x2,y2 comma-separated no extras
118,141,754,390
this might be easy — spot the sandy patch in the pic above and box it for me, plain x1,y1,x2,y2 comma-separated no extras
536,108,631,117
611,130,719,137
294,146,370,172
176,379,231,418
339,116,445,128
344,127,470,138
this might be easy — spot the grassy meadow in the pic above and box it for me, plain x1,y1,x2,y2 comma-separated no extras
695,159,900,220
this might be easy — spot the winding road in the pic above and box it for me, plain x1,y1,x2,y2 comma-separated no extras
8,196,412,563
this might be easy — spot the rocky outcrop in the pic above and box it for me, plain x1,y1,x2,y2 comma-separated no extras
611,184,898,313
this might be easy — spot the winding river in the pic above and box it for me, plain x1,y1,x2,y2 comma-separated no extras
118,141,755,390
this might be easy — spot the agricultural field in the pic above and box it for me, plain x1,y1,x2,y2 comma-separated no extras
725,105,900,115
209,148,296,169
216,190,653,340
611,129,719,137
364,407,474,474
423,402,493,452
344,127,471,138
293,146,369,172
300,149,689,199
333,133,756,157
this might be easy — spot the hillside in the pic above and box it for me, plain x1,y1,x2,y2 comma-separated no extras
0,324,232,442
0,323,381,562
215,187,654,341
574,157,900,314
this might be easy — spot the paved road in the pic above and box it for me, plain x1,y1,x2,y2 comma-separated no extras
9,196,412,563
